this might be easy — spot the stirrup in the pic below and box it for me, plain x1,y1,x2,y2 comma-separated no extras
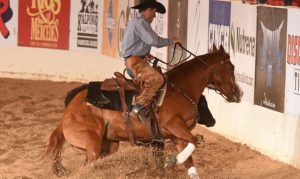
131,103,147,122
132,103,144,114
155,84,167,106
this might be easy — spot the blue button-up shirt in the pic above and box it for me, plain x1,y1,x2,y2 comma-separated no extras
121,16,171,58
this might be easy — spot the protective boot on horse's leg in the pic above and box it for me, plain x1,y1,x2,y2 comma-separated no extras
181,143,200,179
164,135,199,178
164,116,198,165
185,157,199,179
125,56,164,122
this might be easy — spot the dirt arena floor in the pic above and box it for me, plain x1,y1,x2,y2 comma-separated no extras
1,77,300,179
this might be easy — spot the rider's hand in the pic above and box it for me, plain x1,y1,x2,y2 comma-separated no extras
170,36,181,44
144,54,154,62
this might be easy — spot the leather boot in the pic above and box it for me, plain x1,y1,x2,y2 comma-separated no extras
197,95,215,127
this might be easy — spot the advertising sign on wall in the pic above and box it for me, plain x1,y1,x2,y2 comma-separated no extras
150,0,168,71
187,0,201,55
285,9,300,117
187,0,210,56
230,3,256,103
18,0,71,50
255,6,287,113
117,0,137,59
101,0,118,58
167,0,188,67
69,0,102,50
208,0,231,53
0,0,17,45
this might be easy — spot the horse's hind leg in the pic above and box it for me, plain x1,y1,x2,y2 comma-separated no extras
85,131,103,162
63,114,106,162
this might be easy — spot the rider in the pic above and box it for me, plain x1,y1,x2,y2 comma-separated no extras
122,0,179,119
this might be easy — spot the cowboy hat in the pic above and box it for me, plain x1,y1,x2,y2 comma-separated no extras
131,0,166,14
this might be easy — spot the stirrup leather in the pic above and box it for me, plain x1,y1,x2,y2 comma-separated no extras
155,83,167,106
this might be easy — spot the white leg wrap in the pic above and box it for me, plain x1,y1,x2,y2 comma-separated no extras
176,143,195,164
188,166,200,179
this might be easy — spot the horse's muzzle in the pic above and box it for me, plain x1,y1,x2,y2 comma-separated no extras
230,86,243,103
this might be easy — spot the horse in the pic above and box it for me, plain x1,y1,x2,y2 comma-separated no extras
45,44,242,178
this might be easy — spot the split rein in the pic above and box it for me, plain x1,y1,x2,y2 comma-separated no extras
149,42,209,70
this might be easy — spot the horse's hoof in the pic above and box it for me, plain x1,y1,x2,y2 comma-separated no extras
195,134,204,145
163,155,177,168
53,164,69,177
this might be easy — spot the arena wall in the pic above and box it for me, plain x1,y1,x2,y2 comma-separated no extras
205,90,300,169
0,46,124,82
0,0,299,169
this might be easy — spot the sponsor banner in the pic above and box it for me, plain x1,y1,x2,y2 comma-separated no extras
18,0,71,50
150,0,168,71
117,0,137,59
0,0,17,46
187,0,202,55
101,0,118,58
208,0,231,53
167,0,188,68
187,0,209,56
69,0,102,50
285,9,300,116
255,6,287,113
230,3,256,104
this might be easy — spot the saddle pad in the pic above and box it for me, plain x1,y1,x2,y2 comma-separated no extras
85,82,135,111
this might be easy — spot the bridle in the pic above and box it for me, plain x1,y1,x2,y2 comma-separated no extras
208,58,234,103
151,43,236,121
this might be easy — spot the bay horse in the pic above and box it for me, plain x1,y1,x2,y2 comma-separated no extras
45,45,242,178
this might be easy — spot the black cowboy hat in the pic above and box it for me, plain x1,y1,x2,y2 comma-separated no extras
131,0,166,14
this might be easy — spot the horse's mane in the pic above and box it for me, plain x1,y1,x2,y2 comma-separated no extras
166,49,229,79
166,52,214,79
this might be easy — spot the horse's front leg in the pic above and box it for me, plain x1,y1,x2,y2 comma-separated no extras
164,115,198,163
163,115,199,178
175,140,199,179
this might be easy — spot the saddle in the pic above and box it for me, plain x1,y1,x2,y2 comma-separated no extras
85,72,163,145
86,73,137,111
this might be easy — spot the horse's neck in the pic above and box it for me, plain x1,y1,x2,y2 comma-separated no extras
167,58,212,103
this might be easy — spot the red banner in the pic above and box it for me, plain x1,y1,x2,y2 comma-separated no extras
0,0,9,38
18,0,70,49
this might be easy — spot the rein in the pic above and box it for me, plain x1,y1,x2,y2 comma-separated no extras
149,42,209,70
208,58,232,102
151,44,233,119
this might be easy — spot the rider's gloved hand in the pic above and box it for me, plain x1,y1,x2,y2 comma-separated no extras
170,36,181,44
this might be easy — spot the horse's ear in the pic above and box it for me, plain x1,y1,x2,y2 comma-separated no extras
219,44,225,53
213,44,218,52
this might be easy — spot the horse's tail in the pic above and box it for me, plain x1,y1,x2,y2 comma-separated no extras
64,84,88,107
45,123,67,176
